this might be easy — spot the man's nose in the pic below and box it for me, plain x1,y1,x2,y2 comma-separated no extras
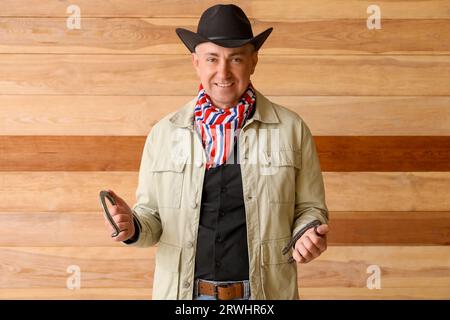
217,61,231,79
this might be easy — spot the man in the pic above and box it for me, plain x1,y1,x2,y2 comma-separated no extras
103,4,329,300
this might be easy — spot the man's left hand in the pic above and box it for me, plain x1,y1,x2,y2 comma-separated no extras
292,224,329,264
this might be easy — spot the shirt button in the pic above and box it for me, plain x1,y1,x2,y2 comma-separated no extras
183,281,190,288
186,241,193,248
191,200,197,209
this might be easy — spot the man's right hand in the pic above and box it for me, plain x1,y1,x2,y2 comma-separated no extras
103,190,135,242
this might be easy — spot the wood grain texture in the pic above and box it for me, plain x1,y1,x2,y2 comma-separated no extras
315,136,450,172
1,172,450,212
325,172,450,211
3,287,448,300
2,136,450,172
1,95,449,136
0,247,447,299
0,172,139,213
1,18,449,54
0,95,188,136
298,288,450,300
0,55,449,95
0,0,448,19
2,287,448,300
0,136,144,171
0,211,447,247
0,247,154,288
0,288,152,300
298,246,450,288
327,212,450,246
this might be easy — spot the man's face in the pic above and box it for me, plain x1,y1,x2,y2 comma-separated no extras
192,42,258,109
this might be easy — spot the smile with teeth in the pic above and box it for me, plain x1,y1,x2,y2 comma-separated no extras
215,82,234,87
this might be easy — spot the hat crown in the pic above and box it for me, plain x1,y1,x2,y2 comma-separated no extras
197,4,253,40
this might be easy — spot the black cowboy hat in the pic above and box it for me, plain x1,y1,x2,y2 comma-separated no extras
176,4,273,53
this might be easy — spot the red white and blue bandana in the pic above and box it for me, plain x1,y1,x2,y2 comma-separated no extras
194,83,256,170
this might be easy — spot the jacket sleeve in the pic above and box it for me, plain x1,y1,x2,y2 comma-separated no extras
123,128,162,247
291,120,329,242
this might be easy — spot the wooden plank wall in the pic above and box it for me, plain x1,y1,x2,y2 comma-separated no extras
0,0,449,299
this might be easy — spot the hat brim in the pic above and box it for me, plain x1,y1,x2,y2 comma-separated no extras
176,27,273,53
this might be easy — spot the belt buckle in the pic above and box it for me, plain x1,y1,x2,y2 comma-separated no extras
214,283,230,300
213,285,219,299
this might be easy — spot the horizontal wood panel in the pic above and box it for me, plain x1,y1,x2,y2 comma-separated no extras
328,212,450,245
0,136,143,171
325,172,450,211
1,172,449,212
0,247,154,288
1,95,449,136
0,172,139,213
0,287,450,300
0,0,449,19
2,136,450,171
0,95,186,136
0,211,447,246
0,288,151,300
299,246,450,288
315,136,450,171
2,287,448,300
272,96,450,136
298,288,450,300
0,55,449,95
1,18,449,55
0,247,447,298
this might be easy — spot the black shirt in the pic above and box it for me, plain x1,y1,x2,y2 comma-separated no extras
194,159,249,281
194,105,256,281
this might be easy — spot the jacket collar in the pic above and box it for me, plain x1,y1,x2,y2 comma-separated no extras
169,89,279,128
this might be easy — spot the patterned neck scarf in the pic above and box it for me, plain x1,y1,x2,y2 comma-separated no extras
194,83,256,170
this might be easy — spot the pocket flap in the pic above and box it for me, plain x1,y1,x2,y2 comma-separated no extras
264,150,301,169
149,158,186,173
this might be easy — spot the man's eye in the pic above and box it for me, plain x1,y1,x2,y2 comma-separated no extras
233,58,242,62
207,58,216,62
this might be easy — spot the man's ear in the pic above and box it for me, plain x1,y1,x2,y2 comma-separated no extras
250,51,258,75
192,53,200,77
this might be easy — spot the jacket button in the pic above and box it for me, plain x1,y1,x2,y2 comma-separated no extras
219,210,225,217
195,160,203,168
221,187,227,193
183,281,190,288
191,200,197,209
186,241,193,248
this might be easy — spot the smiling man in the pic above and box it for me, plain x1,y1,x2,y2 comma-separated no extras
192,42,258,109
102,4,329,300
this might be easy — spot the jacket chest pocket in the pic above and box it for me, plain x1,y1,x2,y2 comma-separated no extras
149,160,186,208
261,150,301,204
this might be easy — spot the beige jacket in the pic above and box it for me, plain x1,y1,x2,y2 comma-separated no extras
126,90,329,300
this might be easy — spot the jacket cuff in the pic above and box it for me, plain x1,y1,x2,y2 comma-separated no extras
122,214,142,245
